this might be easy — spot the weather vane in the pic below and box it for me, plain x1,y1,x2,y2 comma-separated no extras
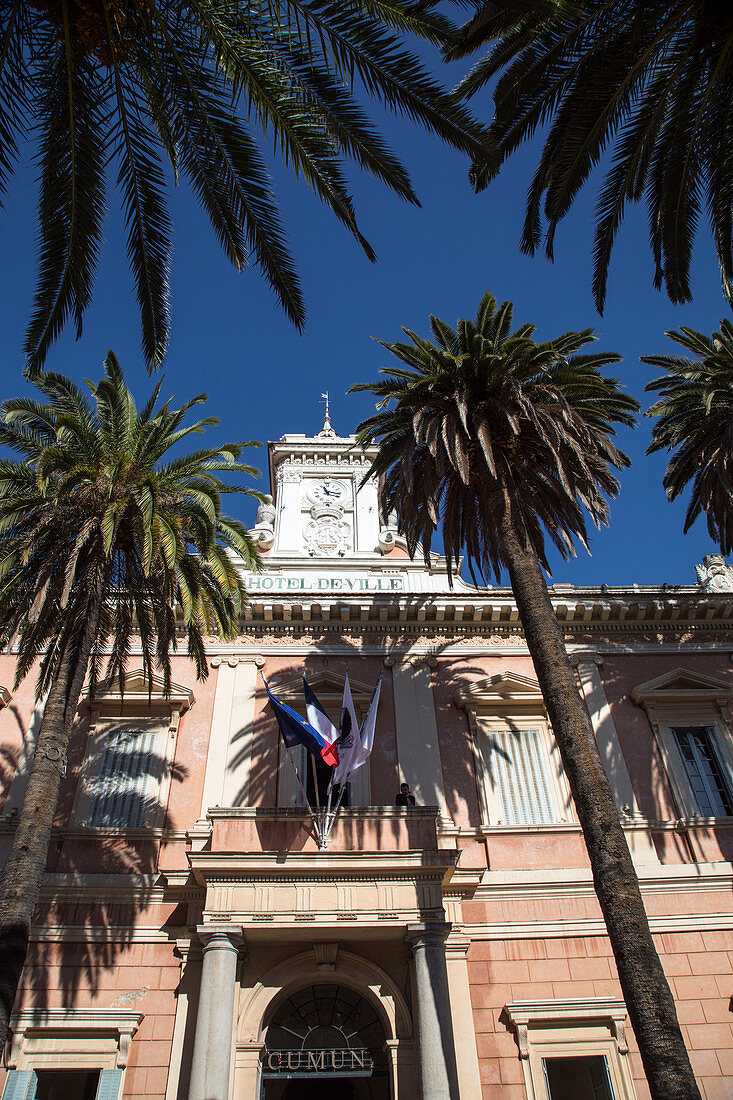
321,391,330,419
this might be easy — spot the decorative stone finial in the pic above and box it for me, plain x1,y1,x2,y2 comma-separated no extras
695,553,733,592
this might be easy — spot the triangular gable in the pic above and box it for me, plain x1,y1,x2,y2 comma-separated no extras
454,671,546,715
275,670,375,705
631,667,733,707
89,668,195,713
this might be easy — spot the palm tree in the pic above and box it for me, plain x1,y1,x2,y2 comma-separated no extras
0,352,261,1050
645,319,733,550
5,1,491,372
352,290,701,1100
447,0,733,312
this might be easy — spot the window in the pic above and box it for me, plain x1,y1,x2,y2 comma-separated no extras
544,1056,614,1100
5,1008,141,1100
671,726,733,817
632,668,733,820
502,999,635,1100
272,672,373,808
454,672,570,827
72,670,193,829
488,726,558,825
2,1069,119,1100
85,720,161,828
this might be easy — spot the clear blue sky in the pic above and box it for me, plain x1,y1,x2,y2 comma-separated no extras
0,42,727,588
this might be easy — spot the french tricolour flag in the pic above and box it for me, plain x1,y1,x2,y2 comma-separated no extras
303,676,340,757
264,677,340,767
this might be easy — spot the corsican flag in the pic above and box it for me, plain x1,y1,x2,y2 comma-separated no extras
351,675,381,772
303,677,339,753
333,673,360,786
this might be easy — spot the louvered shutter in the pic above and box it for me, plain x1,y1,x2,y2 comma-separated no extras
1,1071,37,1100
95,1070,123,1100
490,728,557,824
87,721,160,827
671,726,733,817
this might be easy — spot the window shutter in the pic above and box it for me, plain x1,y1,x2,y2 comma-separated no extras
88,722,159,827
671,726,733,817
1,1071,38,1100
490,728,557,825
95,1070,123,1100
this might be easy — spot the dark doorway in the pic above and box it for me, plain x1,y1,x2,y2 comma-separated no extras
283,1081,354,1099
262,983,390,1100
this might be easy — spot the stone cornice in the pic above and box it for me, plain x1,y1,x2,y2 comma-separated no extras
188,849,459,885
472,861,733,902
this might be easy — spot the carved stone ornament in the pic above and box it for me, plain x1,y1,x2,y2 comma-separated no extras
303,506,351,556
695,553,733,592
251,494,276,550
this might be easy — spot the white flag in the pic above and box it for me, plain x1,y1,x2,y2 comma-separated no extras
352,676,381,771
333,674,360,785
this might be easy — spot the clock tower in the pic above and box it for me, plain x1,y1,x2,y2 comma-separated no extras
251,403,389,560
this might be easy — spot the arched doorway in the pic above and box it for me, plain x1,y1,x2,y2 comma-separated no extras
260,983,391,1099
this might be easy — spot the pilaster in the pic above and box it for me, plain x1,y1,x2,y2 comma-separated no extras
386,655,449,819
573,655,659,863
198,656,263,819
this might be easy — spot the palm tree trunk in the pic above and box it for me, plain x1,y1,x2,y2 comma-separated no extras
498,505,701,1100
0,588,104,1052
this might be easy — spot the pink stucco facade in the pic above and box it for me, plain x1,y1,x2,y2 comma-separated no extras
1,425,732,1100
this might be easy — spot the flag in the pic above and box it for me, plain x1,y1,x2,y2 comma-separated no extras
303,677,339,751
352,675,381,771
263,677,339,767
333,673,362,786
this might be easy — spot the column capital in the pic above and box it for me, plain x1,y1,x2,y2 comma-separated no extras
570,652,603,668
196,923,245,952
405,921,452,949
384,653,437,668
210,654,264,669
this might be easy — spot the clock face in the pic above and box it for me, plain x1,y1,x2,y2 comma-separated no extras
308,479,346,505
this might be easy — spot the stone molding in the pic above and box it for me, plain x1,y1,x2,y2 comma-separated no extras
312,942,339,971
502,998,628,1060
384,654,437,668
405,921,452,949
196,923,245,953
236,947,413,1044
472,860,733,900
460,910,733,939
86,667,195,726
453,670,546,714
9,1008,143,1069
210,654,264,669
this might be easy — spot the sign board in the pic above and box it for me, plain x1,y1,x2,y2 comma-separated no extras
246,575,403,594
261,1048,373,1078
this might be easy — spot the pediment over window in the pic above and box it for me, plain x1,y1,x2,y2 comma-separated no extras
88,668,195,715
454,671,546,716
275,670,375,707
631,668,733,709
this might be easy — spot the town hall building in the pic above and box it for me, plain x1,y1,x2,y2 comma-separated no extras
1,410,733,1100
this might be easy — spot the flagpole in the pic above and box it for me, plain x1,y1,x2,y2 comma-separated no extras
284,744,320,844
323,774,350,847
310,754,326,848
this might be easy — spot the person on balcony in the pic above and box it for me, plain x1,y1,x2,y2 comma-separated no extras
395,783,416,808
